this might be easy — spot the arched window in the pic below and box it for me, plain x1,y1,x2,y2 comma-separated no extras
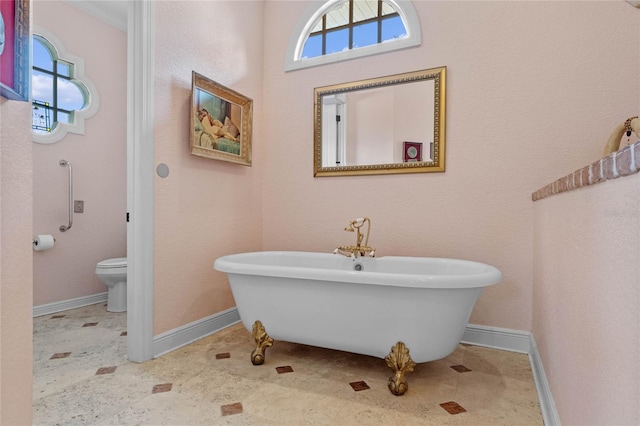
31,27,99,144
285,0,421,71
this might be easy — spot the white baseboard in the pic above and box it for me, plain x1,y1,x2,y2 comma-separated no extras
529,334,561,426
152,307,241,358
33,292,108,317
462,324,560,425
461,323,531,353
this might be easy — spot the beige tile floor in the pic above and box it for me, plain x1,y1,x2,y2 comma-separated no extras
33,303,543,425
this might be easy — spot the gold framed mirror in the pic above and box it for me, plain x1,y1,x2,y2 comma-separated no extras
314,66,446,177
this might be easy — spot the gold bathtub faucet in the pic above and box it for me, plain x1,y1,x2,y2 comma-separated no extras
334,217,375,258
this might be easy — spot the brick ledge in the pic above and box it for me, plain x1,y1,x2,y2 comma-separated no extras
532,141,640,201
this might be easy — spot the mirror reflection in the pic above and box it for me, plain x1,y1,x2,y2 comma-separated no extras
314,67,446,177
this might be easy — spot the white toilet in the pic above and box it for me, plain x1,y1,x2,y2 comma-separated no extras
95,257,127,312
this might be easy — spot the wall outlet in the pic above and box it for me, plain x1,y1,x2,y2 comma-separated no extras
74,200,84,213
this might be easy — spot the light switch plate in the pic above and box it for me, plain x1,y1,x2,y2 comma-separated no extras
74,200,84,213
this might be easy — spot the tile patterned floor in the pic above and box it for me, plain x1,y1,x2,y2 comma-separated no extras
33,304,543,425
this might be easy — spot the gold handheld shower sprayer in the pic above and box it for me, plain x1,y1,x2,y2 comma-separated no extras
334,217,375,259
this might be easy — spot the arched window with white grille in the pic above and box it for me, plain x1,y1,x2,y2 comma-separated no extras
285,0,421,71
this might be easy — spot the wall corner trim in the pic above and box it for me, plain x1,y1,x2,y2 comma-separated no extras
462,324,560,424
529,334,562,426
152,307,241,358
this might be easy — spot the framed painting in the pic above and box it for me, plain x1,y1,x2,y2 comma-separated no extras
0,0,30,101
190,71,253,166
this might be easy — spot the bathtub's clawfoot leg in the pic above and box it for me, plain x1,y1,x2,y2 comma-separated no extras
250,320,273,365
385,341,416,396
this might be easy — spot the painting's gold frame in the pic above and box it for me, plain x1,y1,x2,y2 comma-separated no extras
190,71,253,166
0,0,30,101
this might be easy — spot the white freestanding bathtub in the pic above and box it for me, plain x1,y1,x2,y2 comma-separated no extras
214,251,501,395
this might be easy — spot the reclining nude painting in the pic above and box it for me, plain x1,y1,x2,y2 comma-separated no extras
190,71,253,166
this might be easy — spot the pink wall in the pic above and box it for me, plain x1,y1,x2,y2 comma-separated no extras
261,1,639,332
533,173,640,424
392,82,433,163
347,88,394,164
0,96,33,422
153,1,264,335
32,1,127,306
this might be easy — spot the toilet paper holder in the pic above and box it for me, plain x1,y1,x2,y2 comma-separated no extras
32,237,56,245
33,234,56,252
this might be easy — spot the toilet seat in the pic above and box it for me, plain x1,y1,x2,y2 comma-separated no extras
96,257,127,269
95,257,128,312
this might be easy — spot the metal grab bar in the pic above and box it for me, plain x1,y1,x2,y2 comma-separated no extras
59,159,73,232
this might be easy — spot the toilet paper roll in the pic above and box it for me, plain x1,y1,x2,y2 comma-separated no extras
33,234,55,251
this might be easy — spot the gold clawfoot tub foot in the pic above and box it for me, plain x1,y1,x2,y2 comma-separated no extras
385,341,416,396
250,320,274,365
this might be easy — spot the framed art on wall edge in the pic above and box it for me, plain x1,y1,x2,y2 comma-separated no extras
0,0,30,102
190,71,253,166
